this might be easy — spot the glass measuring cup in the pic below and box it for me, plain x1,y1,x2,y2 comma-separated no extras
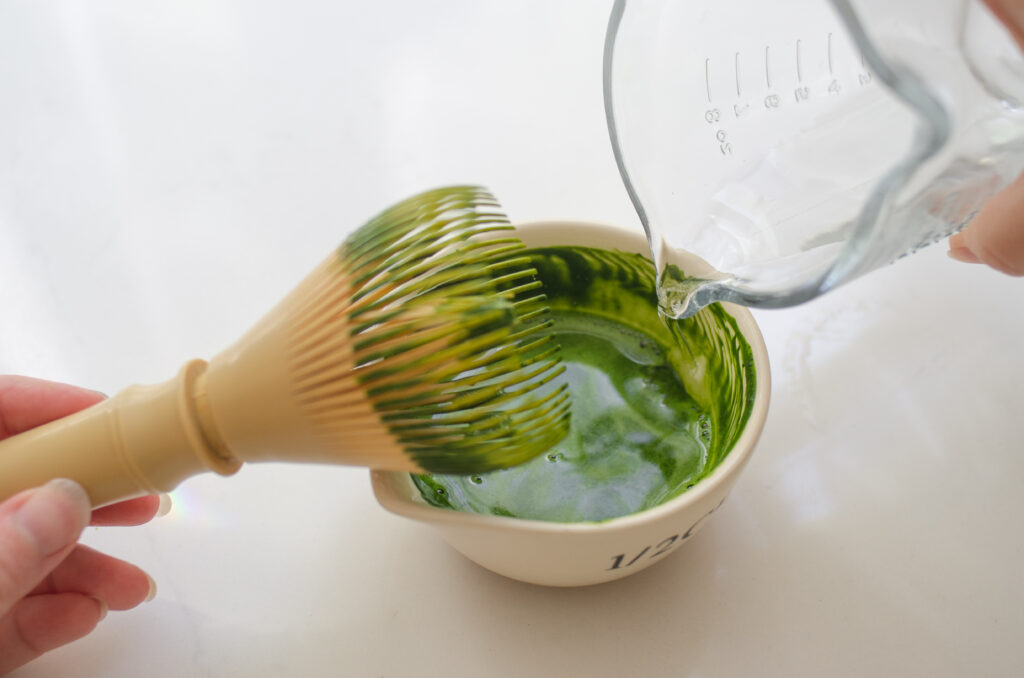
604,0,1024,317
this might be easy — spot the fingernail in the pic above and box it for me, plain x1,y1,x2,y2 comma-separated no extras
14,479,91,556
948,246,982,264
156,494,173,518
144,574,157,603
90,596,109,621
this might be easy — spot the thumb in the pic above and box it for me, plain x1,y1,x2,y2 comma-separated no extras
948,172,1024,276
0,480,91,615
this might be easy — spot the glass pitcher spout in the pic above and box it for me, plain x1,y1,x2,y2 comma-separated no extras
604,0,1024,318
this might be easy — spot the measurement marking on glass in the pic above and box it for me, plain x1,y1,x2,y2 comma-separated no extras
735,52,741,96
796,39,803,82
705,57,711,102
765,46,771,88
828,32,834,74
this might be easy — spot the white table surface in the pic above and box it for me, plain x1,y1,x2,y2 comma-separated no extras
2,2,1022,676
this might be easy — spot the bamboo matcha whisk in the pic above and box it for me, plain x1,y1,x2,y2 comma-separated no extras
0,186,570,507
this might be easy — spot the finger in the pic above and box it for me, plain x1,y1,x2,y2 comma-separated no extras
949,171,1024,275
0,593,105,675
984,0,1024,49
0,480,91,617
30,544,155,611
0,375,104,440
91,494,165,526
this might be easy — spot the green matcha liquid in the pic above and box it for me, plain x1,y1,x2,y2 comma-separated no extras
415,316,712,522
413,245,757,523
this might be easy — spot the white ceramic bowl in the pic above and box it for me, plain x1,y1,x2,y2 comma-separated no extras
371,221,771,586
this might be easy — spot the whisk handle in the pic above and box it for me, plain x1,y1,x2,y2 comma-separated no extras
0,360,240,507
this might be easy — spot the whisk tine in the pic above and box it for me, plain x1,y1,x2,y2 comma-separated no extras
285,186,570,474
347,243,516,316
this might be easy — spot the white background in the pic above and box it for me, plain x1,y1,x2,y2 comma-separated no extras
1,2,1022,676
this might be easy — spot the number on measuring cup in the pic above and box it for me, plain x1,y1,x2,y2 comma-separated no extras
716,129,732,156
704,108,721,124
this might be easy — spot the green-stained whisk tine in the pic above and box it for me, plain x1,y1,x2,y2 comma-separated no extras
286,186,571,474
